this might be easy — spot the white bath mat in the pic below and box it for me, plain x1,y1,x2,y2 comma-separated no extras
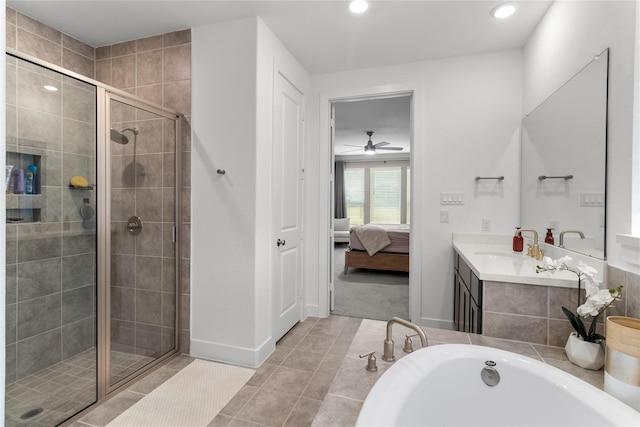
107,359,254,427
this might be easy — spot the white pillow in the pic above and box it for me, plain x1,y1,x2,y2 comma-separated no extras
334,218,350,231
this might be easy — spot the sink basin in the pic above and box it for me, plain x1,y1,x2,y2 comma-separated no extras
473,251,524,260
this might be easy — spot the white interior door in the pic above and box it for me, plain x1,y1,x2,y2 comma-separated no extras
273,71,304,341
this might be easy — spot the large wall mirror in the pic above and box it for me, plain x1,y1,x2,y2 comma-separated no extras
521,49,608,260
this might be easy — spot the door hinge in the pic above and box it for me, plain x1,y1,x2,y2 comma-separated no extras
172,226,176,243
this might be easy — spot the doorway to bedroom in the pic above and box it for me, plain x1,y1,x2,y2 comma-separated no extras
330,94,412,321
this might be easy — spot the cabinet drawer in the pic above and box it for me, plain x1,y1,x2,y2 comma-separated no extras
470,271,482,306
458,256,471,286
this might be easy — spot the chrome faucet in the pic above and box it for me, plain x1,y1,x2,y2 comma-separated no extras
519,229,543,260
559,230,585,248
382,317,428,362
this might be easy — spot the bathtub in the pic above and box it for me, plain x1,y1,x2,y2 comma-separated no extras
356,344,640,426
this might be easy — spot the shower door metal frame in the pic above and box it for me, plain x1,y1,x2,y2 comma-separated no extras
5,48,184,409
99,90,183,398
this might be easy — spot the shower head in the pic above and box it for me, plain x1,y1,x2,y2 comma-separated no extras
110,127,139,145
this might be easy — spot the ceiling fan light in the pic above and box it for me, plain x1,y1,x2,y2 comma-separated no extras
349,1,368,14
365,146,376,155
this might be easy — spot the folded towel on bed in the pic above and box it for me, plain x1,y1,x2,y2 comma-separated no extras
353,225,391,256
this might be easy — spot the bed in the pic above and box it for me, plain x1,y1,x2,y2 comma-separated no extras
344,224,410,273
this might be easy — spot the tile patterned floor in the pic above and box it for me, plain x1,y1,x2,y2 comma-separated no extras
68,315,605,427
4,349,154,427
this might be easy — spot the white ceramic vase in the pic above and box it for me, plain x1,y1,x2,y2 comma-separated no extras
565,332,605,370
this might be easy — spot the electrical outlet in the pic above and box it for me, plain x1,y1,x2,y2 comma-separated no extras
482,219,491,232
440,210,450,223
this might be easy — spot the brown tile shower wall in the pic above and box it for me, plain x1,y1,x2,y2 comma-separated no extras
5,7,95,78
94,30,192,355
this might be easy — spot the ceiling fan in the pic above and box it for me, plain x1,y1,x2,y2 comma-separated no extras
341,131,404,155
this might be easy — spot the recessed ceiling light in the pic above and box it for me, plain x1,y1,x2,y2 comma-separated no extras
349,0,368,14
43,85,58,92
491,3,517,19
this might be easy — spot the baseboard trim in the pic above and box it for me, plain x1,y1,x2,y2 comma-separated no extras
190,336,274,369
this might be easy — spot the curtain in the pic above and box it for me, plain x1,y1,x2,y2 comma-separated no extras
334,161,347,218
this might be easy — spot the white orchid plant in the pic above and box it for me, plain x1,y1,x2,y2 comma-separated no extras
536,256,623,343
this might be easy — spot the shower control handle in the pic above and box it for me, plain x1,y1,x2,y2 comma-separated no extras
127,216,143,236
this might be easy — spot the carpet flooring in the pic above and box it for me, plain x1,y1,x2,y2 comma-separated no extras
106,359,254,426
332,246,409,321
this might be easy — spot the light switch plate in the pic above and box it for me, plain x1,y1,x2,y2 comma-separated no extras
440,192,464,205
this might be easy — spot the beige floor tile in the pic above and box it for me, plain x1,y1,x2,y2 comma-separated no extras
236,389,298,427
295,333,336,355
281,348,326,372
284,397,323,427
246,363,276,387
302,370,337,401
311,394,362,427
220,384,259,417
261,366,314,396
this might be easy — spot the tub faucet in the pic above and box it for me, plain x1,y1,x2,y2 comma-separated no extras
559,230,585,248
519,229,542,260
382,317,428,362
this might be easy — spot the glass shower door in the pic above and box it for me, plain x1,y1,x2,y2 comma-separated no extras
5,54,98,426
108,96,179,387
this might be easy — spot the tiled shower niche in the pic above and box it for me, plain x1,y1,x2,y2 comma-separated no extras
6,150,43,223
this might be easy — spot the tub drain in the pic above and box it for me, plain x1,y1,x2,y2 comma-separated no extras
20,407,43,420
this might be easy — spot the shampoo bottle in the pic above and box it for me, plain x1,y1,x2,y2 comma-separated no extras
26,165,38,194
513,227,523,252
13,169,24,194
25,167,34,195
545,228,554,245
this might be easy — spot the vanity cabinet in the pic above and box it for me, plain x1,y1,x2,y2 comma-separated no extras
454,251,483,334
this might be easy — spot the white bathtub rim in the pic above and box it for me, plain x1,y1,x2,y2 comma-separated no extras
356,344,640,426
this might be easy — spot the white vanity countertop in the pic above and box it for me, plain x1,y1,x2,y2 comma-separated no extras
452,233,605,288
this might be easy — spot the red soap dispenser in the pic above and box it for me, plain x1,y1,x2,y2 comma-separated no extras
513,227,523,252
545,228,555,245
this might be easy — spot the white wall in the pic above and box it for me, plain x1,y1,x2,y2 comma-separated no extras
191,17,309,367
523,0,639,274
191,18,261,366
305,50,523,328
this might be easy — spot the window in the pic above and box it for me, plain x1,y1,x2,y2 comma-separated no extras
345,168,365,225
344,161,410,225
370,167,401,223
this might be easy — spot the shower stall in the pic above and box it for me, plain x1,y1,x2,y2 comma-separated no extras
5,51,183,425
